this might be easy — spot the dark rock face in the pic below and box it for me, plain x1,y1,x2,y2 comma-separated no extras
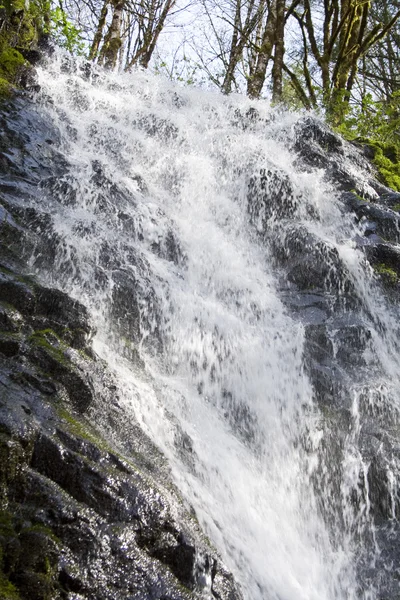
0,97,242,600
293,117,385,197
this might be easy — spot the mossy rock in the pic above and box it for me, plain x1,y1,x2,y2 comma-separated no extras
0,503,61,600
356,138,400,192
0,0,45,94
0,512,19,600
0,575,20,600
0,49,25,81
374,262,399,286
0,2,41,51
0,77,13,98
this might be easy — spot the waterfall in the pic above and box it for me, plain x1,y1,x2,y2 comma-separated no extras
23,53,400,599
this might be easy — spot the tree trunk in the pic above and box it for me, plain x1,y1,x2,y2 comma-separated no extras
271,0,285,102
89,0,109,61
222,0,242,94
247,0,277,99
99,0,125,69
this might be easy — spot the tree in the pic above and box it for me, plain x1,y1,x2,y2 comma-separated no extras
58,0,177,70
359,0,400,102
124,0,177,69
286,0,400,122
220,0,264,94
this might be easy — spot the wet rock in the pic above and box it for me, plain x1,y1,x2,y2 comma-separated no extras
270,225,356,303
232,106,261,130
378,191,400,211
34,286,92,349
364,242,400,276
304,323,334,363
248,167,298,224
134,113,179,141
332,322,372,367
0,332,21,356
342,192,400,244
296,117,344,154
280,291,330,325
110,267,162,353
151,227,184,265
293,116,384,199
303,323,345,406
40,175,78,208
340,192,400,296
0,271,36,314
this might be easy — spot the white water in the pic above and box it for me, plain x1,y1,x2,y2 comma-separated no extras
29,54,400,599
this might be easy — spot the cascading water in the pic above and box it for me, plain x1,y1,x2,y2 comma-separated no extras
19,52,400,599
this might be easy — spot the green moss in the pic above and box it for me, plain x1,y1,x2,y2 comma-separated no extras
0,0,46,93
374,263,398,285
55,405,153,484
358,140,400,192
0,434,25,495
0,77,13,98
0,576,20,600
11,0,28,11
29,329,70,366
56,406,123,460
15,18,37,49
0,514,20,600
22,524,60,546
30,328,61,342
350,189,368,202
57,407,103,446
0,2,41,52
0,48,25,84
0,511,13,536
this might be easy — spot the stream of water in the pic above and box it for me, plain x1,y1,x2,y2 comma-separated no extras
28,53,400,600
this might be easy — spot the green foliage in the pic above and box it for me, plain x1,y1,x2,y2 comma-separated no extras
48,6,85,55
337,92,400,143
279,66,311,111
0,0,84,74
326,89,352,127
0,1,24,14
335,93,400,192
